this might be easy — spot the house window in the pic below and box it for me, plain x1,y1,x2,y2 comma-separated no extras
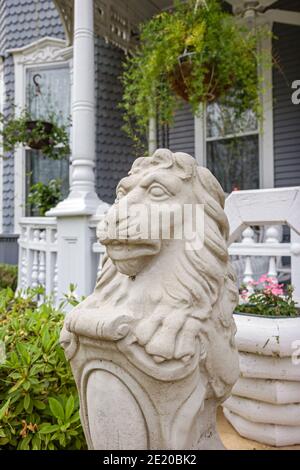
205,101,259,193
25,65,70,216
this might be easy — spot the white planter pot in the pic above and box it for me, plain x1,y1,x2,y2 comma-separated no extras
223,313,300,447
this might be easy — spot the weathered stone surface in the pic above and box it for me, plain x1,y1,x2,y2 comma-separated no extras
60,149,239,450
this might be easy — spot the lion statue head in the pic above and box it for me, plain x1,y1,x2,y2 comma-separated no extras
90,148,239,401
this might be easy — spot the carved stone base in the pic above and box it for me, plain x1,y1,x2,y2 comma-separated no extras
63,332,224,450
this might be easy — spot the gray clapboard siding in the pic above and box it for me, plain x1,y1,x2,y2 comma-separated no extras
273,21,300,188
158,102,195,157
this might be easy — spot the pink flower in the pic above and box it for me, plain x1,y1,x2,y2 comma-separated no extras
271,288,284,296
240,289,249,300
263,286,284,296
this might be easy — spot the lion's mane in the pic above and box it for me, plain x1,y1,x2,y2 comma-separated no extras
95,149,239,400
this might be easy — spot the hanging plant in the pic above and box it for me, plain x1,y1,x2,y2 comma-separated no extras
0,108,71,160
121,0,272,151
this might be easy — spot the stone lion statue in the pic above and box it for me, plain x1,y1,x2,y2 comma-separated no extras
61,149,239,449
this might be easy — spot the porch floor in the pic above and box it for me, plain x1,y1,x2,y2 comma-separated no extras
217,408,300,451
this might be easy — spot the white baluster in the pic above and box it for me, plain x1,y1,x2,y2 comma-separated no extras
53,232,58,304
38,231,46,302
242,227,255,285
265,225,280,281
21,227,28,290
31,229,40,289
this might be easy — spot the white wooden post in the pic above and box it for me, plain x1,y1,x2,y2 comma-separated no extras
148,116,157,156
48,0,100,216
291,230,300,305
194,104,205,166
47,0,107,300
259,23,274,189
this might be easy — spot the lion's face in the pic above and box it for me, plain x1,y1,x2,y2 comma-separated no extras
97,149,198,277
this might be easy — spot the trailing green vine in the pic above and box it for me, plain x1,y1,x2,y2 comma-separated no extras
121,0,272,152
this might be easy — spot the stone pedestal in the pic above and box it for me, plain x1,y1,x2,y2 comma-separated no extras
61,321,224,450
61,149,240,450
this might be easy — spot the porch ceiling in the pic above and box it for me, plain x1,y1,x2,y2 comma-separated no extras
54,0,299,50
53,0,173,49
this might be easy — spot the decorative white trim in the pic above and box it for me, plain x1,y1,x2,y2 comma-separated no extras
0,57,4,233
11,37,73,233
8,37,70,64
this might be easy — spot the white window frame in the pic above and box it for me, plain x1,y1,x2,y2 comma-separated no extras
9,37,73,233
194,23,274,189
0,57,4,233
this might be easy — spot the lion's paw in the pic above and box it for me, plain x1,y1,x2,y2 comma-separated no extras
134,311,201,363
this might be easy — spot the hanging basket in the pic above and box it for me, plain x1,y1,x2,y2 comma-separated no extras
169,52,233,103
25,120,53,150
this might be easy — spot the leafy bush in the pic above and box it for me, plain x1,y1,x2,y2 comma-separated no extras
0,264,18,291
27,179,62,216
0,288,87,450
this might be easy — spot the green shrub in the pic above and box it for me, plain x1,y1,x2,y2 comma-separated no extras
27,179,62,216
0,288,87,450
0,264,18,291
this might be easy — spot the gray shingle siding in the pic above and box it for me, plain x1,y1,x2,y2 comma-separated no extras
0,0,6,53
273,20,300,187
94,36,135,204
2,55,16,234
1,0,65,233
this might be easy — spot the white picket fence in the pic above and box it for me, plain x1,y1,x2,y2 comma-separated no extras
18,217,58,303
17,187,300,306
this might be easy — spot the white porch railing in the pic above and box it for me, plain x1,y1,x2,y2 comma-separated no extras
17,187,300,306
225,187,300,304
89,215,106,284
18,215,105,305
229,225,287,285
18,217,58,302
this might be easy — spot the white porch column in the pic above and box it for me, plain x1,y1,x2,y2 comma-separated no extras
291,230,300,306
47,0,108,300
49,0,103,216
148,116,157,155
